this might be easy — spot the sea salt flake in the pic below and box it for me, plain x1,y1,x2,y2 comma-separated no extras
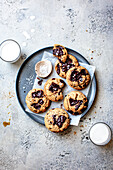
30,16,35,20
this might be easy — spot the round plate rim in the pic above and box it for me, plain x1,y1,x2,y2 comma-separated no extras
15,46,96,125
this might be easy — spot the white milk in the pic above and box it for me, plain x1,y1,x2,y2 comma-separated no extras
89,123,112,145
0,40,21,63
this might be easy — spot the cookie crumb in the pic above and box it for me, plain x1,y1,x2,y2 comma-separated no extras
3,121,10,127
86,30,88,32
92,51,94,53
74,131,76,135
91,57,93,59
80,125,84,127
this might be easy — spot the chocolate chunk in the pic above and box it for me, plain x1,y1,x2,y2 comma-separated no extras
60,115,66,123
32,90,44,98
81,69,87,75
61,56,75,73
69,98,83,109
68,110,73,114
52,115,66,128
84,101,88,107
73,111,79,115
57,64,60,75
69,98,78,106
70,69,87,82
38,79,43,86
60,79,65,85
52,115,56,125
53,46,64,56
31,103,41,110
52,78,55,80
38,99,44,105
75,101,83,110
57,121,62,128
49,82,60,92
62,63,67,72
67,57,72,64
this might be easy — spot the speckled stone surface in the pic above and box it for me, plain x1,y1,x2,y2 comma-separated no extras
0,0,113,169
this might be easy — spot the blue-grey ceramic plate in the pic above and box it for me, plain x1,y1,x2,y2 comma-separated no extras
16,47,96,125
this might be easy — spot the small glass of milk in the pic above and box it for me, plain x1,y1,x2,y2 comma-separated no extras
89,122,112,146
0,39,21,63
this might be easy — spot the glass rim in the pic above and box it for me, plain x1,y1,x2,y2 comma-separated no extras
0,39,21,63
89,122,112,146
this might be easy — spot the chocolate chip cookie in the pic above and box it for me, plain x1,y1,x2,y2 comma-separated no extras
53,44,68,62
66,66,90,90
26,89,50,113
64,91,88,115
55,54,79,78
44,78,65,102
44,108,70,132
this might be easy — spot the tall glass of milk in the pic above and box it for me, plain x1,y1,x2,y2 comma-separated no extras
89,122,112,146
0,39,21,63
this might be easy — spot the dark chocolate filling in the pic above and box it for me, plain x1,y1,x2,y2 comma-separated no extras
61,57,75,73
57,63,60,75
69,98,83,110
31,103,41,110
53,46,64,56
60,79,66,85
52,115,66,128
49,82,60,92
70,69,87,82
32,90,44,98
38,99,44,105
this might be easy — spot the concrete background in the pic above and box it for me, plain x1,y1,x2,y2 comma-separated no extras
0,0,113,169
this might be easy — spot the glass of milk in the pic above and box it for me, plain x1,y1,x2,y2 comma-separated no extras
0,39,21,63
89,122,112,146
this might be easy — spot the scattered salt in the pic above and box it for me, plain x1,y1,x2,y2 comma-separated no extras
40,65,49,75
22,31,31,40
31,29,35,33
48,34,51,37
30,16,35,20
22,42,27,47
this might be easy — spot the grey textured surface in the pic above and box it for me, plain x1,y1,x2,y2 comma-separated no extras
0,0,113,170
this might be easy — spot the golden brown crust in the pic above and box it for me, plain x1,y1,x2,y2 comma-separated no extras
53,44,68,62
44,108,70,132
25,88,50,113
55,54,79,79
66,66,90,90
44,78,65,102
64,91,88,115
